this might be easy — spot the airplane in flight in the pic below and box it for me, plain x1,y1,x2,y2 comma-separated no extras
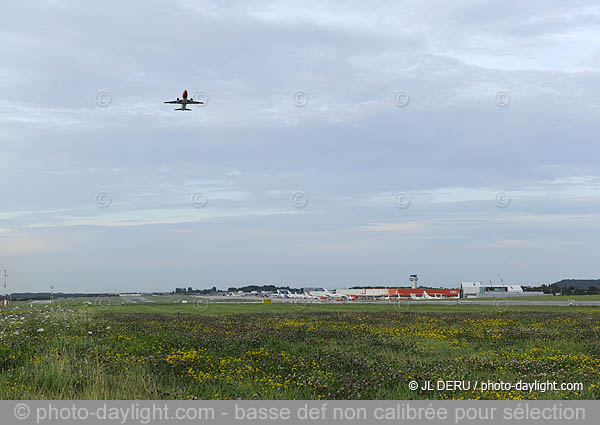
164,90,204,111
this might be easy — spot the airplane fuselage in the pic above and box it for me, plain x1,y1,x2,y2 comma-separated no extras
164,89,203,111
178,90,190,110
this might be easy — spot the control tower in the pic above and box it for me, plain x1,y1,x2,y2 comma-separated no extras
409,274,418,289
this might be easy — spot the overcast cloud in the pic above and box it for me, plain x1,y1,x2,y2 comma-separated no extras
1,0,600,292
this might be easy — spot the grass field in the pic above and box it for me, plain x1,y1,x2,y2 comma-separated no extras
461,295,600,301
1,302,599,400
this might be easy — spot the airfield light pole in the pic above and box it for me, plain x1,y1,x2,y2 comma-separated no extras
3,268,6,303
50,284,54,300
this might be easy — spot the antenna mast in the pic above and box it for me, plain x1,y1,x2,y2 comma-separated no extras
2,268,7,305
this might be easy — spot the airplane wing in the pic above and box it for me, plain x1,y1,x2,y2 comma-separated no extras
164,100,183,104
187,100,204,104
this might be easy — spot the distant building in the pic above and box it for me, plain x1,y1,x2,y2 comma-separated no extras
302,287,325,293
409,274,418,289
335,287,460,298
460,282,530,298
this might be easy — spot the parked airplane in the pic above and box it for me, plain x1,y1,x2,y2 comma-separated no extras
273,290,290,298
426,291,447,299
287,290,306,299
410,291,453,300
303,289,356,301
164,90,204,111
304,289,335,300
336,293,357,301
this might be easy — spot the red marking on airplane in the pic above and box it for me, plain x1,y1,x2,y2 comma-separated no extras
182,90,188,99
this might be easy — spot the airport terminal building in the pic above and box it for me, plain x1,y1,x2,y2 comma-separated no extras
335,287,460,298
328,275,544,299
460,281,534,298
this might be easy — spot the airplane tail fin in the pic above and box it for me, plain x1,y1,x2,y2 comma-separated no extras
174,108,190,111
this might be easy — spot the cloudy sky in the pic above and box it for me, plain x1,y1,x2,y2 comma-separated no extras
1,0,600,292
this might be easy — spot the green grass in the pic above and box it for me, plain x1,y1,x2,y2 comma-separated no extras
1,303,599,400
484,294,600,301
90,301,600,315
